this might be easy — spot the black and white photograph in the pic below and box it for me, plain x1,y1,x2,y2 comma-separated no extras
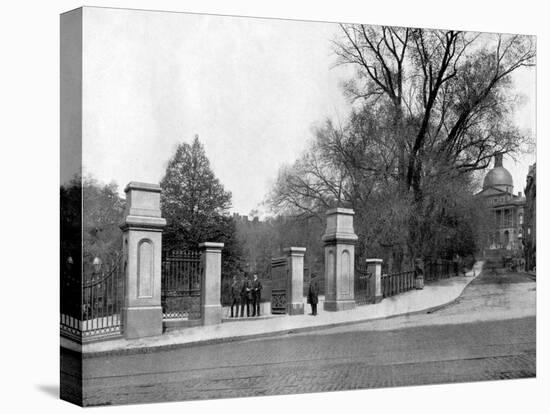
58,5,538,407
2,1,547,413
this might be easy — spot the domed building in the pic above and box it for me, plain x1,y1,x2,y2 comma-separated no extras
477,154,525,257
483,160,514,193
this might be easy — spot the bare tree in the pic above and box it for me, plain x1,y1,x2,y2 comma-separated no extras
334,25,411,185
334,27,535,197
270,25,535,266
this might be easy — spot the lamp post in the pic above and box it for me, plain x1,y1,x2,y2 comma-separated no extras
92,257,102,274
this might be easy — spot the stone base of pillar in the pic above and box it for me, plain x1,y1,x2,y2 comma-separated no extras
124,306,163,339
373,295,383,303
288,303,304,315
415,277,424,290
202,304,223,326
324,300,356,312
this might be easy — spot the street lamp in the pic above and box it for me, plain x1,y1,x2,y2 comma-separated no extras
93,257,102,273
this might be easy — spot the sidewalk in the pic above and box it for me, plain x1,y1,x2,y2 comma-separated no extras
63,261,483,357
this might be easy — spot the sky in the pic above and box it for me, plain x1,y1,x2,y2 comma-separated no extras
77,7,536,215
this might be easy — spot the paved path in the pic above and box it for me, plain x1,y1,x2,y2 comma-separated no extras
70,262,483,355
63,269,535,406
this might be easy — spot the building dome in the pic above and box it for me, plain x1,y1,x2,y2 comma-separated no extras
483,154,513,191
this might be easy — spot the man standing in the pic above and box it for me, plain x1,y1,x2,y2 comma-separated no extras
230,275,240,318
240,273,251,317
307,273,319,316
251,274,262,317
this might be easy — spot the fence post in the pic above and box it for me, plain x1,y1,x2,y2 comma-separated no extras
284,247,306,315
366,259,383,303
120,182,166,339
322,208,357,311
199,242,224,326
414,258,424,290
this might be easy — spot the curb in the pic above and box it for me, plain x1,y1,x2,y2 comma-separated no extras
76,272,480,358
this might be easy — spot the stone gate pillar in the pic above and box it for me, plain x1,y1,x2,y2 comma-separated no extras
323,208,358,311
284,247,306,315
199,242,224,326
120,182,166,339
366,258,383,303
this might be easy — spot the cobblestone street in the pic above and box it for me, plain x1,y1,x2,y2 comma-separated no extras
66,270,536,406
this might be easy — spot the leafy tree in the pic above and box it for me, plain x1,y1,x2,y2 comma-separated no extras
60,176,83,317
82,177,125,272
234,214,325,298
234,217,273,277
60,175,82,266
61,175,125,275
160,136,244,276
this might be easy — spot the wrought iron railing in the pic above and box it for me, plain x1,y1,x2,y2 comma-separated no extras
381,270,415,298
60,258,82,341
161,249,202,320
270,257,287,314
424,259,459,283
81,257,125,340
355,263,374,305
60,254,125,342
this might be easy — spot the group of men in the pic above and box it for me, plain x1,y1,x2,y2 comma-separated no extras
230,273,263,318
229,273,321,318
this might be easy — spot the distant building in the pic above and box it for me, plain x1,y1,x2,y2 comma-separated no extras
476,154,525,259
523,163,536,271
232,212,262,226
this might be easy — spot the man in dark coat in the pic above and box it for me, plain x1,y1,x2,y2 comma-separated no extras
240,274,252,317
230,275,240,317
251,274,263,317
307,274,319,316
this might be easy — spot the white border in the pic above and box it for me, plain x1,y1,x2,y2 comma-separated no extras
0,1,546,413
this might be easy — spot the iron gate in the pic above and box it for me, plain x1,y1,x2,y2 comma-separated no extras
161,249,202,320
355,262,374,305
271,257,287,314
60,254,125,342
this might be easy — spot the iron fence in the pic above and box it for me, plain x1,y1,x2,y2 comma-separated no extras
424,259,459,283
161,250,202,319
82,257,125,340
60,254,125,342
270,257,287,314
355,263,374,305
381,270,415,298
60,257,82,341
